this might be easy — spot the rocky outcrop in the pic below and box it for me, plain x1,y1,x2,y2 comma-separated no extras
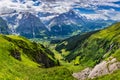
10,48,21,61
72,68,92,80
73,58,120,80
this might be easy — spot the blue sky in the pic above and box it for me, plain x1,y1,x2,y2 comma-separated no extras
74,8,96,14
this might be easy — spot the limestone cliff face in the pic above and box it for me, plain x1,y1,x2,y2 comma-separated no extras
72,68,92,80
73,58,120,80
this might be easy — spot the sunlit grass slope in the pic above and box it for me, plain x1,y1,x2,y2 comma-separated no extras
0,34,74,80
56,22,120,67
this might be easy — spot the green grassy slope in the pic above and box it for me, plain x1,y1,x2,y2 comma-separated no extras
1,35,59,67
55,22,120,67
55,31,98,53
0,34,74,80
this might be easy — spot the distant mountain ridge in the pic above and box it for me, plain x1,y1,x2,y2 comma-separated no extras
0,10,115,38
2,12,49,38
48,10,114,36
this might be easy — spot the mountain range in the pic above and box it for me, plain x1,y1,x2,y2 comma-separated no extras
0,9,115,38
0,0,117,38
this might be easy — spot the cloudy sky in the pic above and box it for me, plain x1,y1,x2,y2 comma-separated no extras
0,0,120,20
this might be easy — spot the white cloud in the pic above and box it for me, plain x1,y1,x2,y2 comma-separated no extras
112,13,120,21
80,9,120,21
81,13,108,20
0,0,120,21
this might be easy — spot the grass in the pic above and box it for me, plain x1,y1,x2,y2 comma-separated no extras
55,22,120,68
0,22,119,80
0,34,75,80
48,44,85,73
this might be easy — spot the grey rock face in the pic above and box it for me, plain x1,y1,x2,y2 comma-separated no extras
16,12,48,38
0,17,11,34
72,68,92,80
73,58,120,80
